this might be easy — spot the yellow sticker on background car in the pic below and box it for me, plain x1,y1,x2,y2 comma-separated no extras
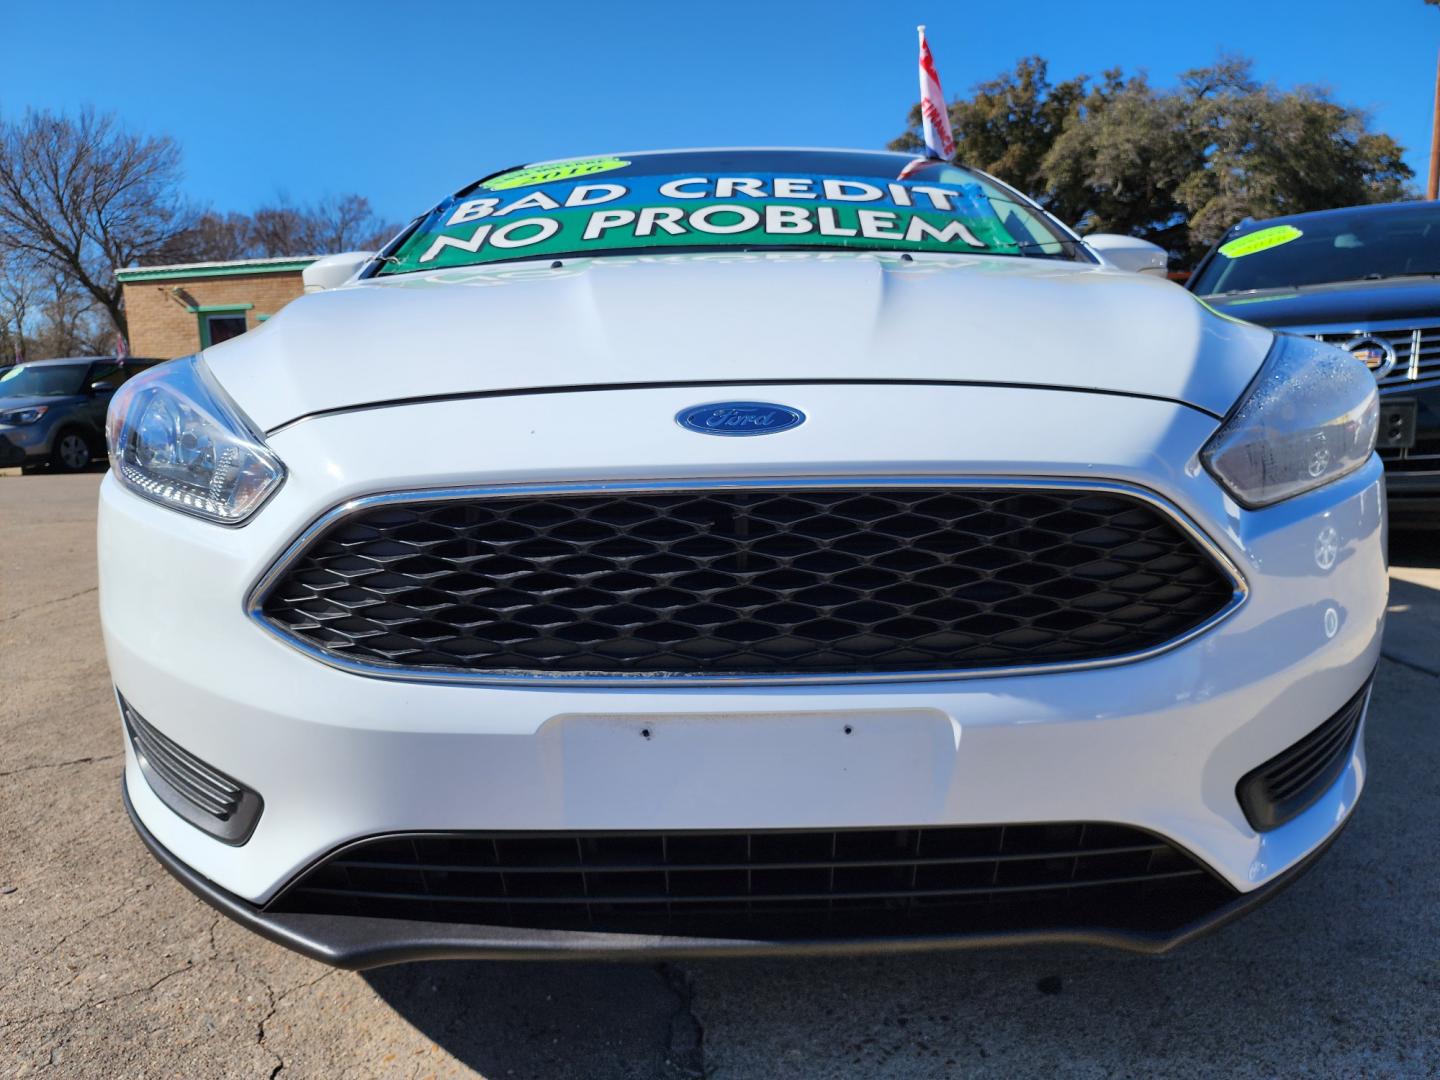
1218,224,1303,259
482,158,630,191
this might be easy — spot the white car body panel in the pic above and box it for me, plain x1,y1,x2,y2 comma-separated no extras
205,253,1273,432
96,133,1388,960
101,378,1386,905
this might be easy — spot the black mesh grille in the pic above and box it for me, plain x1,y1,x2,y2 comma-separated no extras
268,823,1234,939
1236,676,1372,832
257,486,1236,677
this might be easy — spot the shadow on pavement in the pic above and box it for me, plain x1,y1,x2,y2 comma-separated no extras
363,960,701,1079
1385,528,1440,677
1390,527,1438,570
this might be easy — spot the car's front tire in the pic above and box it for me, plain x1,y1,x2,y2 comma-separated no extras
51,429,93,472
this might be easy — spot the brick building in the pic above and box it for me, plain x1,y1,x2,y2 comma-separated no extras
115,256,319,358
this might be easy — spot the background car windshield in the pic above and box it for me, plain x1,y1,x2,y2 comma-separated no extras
380,150,1080,275
0,363,89,397
1192,203,1440,295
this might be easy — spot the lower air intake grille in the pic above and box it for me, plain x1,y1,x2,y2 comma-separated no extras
255,483,1239,680
121,695,262,845
268,823,1235,940
1236,676,1373,832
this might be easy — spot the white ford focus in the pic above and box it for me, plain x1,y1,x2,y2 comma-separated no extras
101,149,1386,967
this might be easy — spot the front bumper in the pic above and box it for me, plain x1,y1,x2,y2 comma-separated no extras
122,776,1350,967
101,383,1388,956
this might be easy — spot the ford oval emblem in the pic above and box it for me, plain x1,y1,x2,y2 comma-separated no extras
676,401,806,437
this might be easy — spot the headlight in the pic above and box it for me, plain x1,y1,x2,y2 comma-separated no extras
1202,334,1378,509
106,356,284,524
0,405,48,425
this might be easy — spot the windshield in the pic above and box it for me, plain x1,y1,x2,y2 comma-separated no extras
379,150,1082,275
1191,202,1440,295
0,363,89,398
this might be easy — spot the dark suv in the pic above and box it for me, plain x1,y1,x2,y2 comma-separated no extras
1189,201,1439,525
0,356,162,473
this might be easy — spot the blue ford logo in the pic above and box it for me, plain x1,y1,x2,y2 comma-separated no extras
676,401,806,437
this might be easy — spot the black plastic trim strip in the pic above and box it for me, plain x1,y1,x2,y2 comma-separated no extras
264,378,1225,437
1235,672,1374,831
121,696,264,847
123,778,1346,970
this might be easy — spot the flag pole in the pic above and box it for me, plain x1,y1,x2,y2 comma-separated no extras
1429,46,1440,200
916,25,955,161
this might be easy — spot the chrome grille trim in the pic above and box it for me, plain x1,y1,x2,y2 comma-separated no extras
1285,321,1440,395
245,476,1248,687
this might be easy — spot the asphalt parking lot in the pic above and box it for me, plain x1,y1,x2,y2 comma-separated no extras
2,470,1438,1079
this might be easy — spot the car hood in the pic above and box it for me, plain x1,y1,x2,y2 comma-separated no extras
206,252,1273,432
1200,276,1440,330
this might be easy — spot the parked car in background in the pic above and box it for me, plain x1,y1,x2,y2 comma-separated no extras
0,356,161,472
103,148,1385,967
1189,201,1439,526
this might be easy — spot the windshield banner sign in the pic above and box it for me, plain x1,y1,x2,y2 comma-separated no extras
382,173,1022,273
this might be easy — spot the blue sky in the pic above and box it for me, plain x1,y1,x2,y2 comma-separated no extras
3,0,1436,223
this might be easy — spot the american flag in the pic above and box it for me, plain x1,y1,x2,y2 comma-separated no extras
916,26,955,161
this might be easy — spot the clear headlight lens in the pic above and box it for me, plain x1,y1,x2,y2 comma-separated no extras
106,356,284,524
1202,334,1378,509
0,405,48,425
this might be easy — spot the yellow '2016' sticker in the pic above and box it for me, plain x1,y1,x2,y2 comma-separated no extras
1218,224,1303,259
482,157,630,191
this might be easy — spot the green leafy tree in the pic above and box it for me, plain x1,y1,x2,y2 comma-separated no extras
1041,69,1198,252
893,55,1415,265
1174,59,1412,255
890,57,1087,216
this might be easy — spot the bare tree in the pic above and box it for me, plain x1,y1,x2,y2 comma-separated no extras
0,249,39,364
157,194,401,263
0,107,196,337
31,270,108,357
152,210,256,264
249,193,398,256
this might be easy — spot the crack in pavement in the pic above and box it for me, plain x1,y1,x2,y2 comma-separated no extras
0,752,122,780
0,912,226,1070
0,956,217,1036
657,963,707,1078
26,882,157,966
255,967,340,1079
1,585,98,623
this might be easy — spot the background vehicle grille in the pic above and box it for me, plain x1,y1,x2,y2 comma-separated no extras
1315,325,1440,392
256,485,1237,679
268,823,1234,939
1313,325,1440,474
1236,676,1372,832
